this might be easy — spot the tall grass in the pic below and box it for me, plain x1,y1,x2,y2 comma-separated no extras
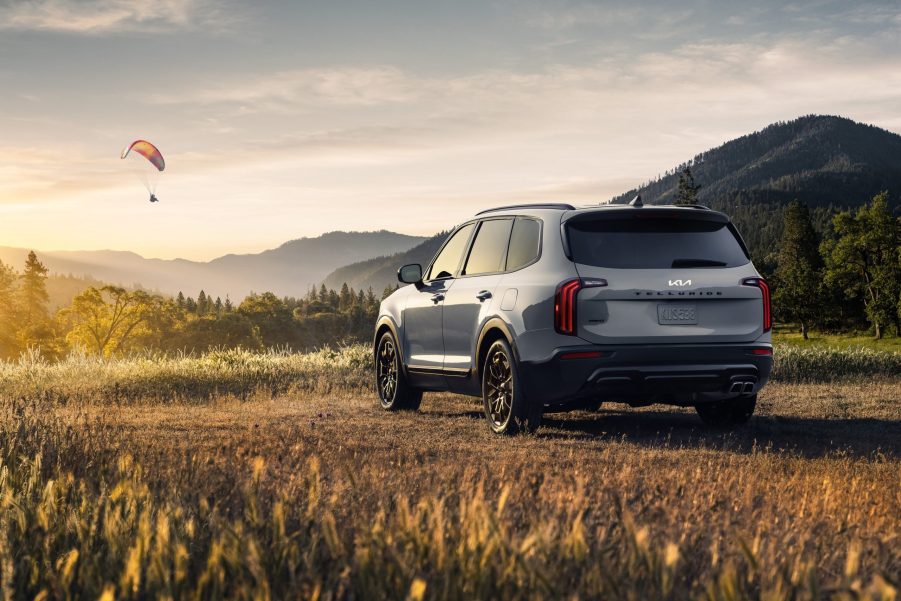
0,446,895,599
0,344,897,405
0,346,371,404
772,345,901,382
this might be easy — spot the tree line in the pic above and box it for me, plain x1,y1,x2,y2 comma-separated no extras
772,192,900,339
1,191,898,360
0,253,398,360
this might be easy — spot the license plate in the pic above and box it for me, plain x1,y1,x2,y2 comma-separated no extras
657,304,698,325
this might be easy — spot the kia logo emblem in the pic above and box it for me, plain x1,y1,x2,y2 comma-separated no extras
668,279,692,287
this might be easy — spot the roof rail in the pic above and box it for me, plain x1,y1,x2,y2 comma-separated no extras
676,204,711,210
476,203,576,215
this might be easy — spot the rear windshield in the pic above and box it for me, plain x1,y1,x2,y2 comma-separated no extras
567,218,749,269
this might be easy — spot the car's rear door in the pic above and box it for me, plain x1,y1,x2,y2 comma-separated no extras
441,217,513,376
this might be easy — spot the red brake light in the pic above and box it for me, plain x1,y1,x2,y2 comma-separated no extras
555,279,581,335
555,278,607,335
742,277,771,332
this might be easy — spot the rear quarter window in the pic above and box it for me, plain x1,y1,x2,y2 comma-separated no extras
567,218,749,269
505,218,541,271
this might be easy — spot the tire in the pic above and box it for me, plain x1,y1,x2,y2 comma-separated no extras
695,394,756,428
375,331,422,411
482,339,541,435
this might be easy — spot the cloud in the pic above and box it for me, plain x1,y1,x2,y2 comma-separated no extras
0,0,234,34
149,67,421,110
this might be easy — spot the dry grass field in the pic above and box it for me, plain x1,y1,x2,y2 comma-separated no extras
0,349,898,599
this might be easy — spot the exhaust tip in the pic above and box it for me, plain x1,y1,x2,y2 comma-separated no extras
743,382,754,394
729,382,741,394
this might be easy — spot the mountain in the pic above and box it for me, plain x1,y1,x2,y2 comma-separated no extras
0,231,426,299
322,115,901,291
321,233,448,292
611,115,901,208
610,115,901,261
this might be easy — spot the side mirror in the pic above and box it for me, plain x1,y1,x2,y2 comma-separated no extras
397,263,423,284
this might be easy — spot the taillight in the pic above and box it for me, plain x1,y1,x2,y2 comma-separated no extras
742,277,771,332
554,278,607,335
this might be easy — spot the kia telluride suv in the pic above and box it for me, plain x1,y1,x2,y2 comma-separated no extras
373,200,772,434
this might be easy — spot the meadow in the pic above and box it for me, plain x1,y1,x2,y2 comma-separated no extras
0,345,898,599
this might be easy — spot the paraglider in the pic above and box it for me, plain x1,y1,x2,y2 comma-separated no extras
121,140,165,203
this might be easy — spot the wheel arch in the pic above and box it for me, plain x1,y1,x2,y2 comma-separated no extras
374,316,409,376
475,318,520,381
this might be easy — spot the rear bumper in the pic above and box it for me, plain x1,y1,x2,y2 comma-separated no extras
518,343,773,408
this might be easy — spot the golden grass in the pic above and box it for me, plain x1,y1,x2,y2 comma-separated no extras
0,376,899,599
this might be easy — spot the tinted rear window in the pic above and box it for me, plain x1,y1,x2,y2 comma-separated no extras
505,218,541,271
567,218,749,269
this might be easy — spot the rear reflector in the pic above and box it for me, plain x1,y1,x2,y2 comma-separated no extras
560,351,606,360
749,348,773,356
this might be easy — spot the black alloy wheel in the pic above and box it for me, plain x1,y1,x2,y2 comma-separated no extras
376,332,422,411
482,338,541,435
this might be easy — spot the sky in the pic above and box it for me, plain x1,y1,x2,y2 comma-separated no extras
1,0,900,260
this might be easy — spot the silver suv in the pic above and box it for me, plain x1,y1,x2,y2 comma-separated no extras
373,201,773,434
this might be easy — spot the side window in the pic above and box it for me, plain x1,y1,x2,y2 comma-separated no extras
427,223,475,280
463,218,513,276
505,218,541,270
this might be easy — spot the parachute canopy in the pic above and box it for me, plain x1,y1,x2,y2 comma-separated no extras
121,140,165,172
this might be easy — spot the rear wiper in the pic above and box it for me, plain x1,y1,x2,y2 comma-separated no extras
671,258,728,268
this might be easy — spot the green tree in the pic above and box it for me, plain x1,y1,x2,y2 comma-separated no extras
773,201,824,339
197,290,210,316
674,166,701,206
16,251,61,356
339,283,353,311
239,292,296,347
60,286,161,356
19,251,49,325
821,192,901,338
0,260,18,358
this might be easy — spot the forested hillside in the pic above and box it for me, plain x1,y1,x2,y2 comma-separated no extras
322,233,448,291
611,115,901,263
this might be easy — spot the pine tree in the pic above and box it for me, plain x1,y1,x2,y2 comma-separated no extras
0,260,18,358
214,296,223,315
773,201,823,339
224,296,234,312
20,251,49,325
197,290,209,316
674,167,701,206
339,283,353,311
176,291,186,309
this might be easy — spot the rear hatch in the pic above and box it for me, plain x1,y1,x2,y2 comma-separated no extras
564,208,765,345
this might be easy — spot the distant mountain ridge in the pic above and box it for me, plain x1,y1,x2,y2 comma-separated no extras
0,230,426,299
610,115,901,208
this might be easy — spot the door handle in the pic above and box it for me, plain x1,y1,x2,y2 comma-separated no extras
430,293,445,304
476,290,492,301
